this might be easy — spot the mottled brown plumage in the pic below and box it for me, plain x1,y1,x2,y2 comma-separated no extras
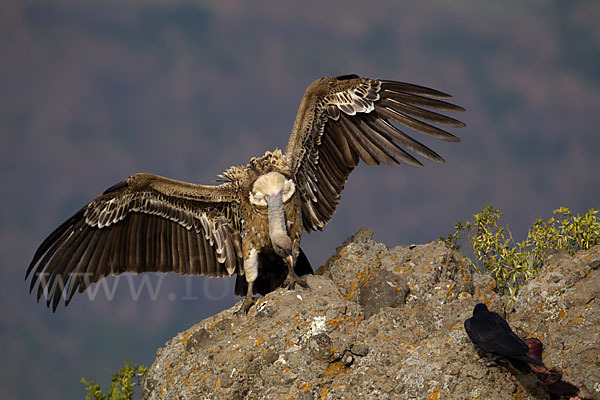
27,75,465,312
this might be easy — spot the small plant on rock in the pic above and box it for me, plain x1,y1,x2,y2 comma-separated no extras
442,206,599,297
81,359,148,400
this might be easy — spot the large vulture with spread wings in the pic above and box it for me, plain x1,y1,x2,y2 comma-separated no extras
27,75,465,312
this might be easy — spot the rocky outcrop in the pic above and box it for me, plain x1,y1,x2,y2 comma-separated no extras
142,229,600,399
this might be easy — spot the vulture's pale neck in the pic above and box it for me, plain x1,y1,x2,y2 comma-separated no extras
266,193,293,267
266,192,288,241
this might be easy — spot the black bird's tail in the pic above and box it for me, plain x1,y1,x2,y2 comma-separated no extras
507,355,545,374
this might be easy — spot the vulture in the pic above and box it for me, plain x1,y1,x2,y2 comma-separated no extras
464,303,545,374
27,74,465,313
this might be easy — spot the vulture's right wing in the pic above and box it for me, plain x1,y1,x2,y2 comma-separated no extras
26,173,243,311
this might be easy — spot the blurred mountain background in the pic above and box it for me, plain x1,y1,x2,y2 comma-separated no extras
2,0,599,398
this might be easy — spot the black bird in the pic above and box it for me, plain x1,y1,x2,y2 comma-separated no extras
464,303,544,373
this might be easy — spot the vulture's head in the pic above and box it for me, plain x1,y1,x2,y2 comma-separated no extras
250,171,296,267
249,171,296,207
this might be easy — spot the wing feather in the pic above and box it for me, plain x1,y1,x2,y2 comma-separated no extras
330,123,357,167
356,116,424,167
363,117,444,163
286,75,465,231
201,230,216,276
375,104,460,142
321,133,347,172
88,226,111,283
63,222,95,304
381,89,465,112
314,153,339,200
177,224,188,275
27,173,243,310
30,227,70,294
378,80,453,99
125,210,138,268
188,230,200,275
76,229,103,291
338,117,380,166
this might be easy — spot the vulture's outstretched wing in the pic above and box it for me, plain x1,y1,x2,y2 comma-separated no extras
285,75,465,231
26,173,242,311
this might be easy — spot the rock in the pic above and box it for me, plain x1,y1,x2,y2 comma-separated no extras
142,230,600,400
305,333,334,361
350,343,369,357
358,269,409,319
184,328,211,353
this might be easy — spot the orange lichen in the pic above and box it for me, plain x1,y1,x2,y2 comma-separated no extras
299,382,311,392
326,314,363,335
181,331,192,345
323,361,349,379
449,323,461,331
427,389,441,399
314,265,327,275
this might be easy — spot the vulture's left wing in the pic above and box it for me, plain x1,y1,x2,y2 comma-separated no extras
285,75,465,231
26,173,242,311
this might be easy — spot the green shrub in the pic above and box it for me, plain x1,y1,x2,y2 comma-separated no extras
442,206,599,297
81,360,148,400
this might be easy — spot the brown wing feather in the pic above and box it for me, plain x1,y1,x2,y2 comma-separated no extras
285,75,465,231
26,173,243,311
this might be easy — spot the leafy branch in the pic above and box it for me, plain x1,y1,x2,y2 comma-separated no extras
81,360,148,400
442,206,599,297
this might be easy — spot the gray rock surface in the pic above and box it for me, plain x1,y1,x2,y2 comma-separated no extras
142,229,600,399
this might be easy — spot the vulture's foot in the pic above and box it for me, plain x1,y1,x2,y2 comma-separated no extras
236,296,255,315
283,272,309,291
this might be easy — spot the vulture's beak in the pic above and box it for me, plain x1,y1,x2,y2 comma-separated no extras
285,254,295,269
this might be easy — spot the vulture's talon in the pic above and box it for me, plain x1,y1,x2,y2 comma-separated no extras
283,273,309,290
236,296,255,315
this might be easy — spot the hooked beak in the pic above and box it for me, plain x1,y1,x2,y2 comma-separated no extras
285,254,295,269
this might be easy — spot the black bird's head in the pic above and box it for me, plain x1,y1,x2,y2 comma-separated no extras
473,303,489,315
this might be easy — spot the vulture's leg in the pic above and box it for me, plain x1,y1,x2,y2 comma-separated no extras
238,281,255,314
237,248,259,314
